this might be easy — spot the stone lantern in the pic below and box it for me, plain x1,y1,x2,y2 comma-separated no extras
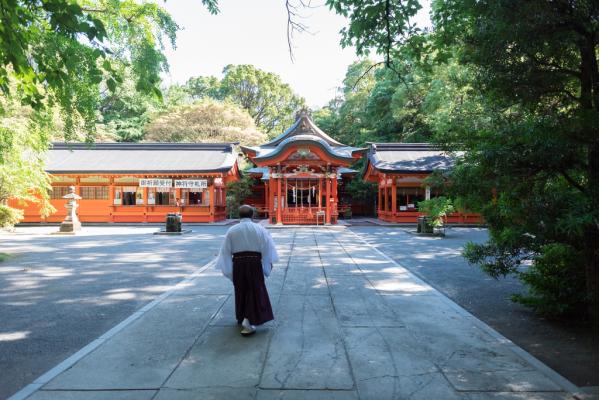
59,186,82,233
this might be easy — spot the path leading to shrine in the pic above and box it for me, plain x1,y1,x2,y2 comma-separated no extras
8,227,580,400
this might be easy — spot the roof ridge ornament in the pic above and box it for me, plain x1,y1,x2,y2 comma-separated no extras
295,107,311,120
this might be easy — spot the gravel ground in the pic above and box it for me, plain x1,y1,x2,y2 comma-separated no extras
350,226,599,388
0,226,229,400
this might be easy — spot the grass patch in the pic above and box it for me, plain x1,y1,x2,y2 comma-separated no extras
0,252,11,263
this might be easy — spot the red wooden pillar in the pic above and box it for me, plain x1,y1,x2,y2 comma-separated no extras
209,181,215,222
264,181,269,218
377,181,382,216
383,176,388,212
318,177,323,208
325,176,331,224
283,176,287,210
391,177,397,217
109,178,115,223
143,187,148,222
276,175,282,224
332,170,338,222
268,179,274,222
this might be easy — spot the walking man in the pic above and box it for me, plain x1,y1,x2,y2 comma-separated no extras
216,205,278,336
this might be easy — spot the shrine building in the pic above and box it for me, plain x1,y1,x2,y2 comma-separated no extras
363,143,481,224
241,110,366,225
12,142,239,223
11,112,482,226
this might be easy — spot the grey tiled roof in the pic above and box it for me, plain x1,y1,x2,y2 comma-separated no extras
47,143,238,174
247,167,270,181
368,143,460,173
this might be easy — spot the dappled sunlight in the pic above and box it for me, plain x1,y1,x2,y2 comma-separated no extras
139,285,178,293
119,253,168,262
0,331,30,342
351,257,393,265
311,278,329,289
27,266,74,278
369,278,433,294
106,292,137,300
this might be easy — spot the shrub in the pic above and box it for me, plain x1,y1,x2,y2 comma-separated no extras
512,243,587,317
418,196,454,227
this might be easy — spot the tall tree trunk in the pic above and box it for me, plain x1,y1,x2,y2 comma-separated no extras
580,38,599,331
585,144,599,333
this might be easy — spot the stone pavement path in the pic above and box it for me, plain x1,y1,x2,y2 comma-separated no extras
13,228,578,400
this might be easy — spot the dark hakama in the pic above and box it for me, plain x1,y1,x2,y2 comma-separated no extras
232,251,274,326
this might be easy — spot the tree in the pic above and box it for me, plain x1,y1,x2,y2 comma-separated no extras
226,176,254,219
185,76,221,101
144,98,267,145
327,0,599,324
0,0,219,227
431,0,599,324
99,70,163,142
0,0,214,140
0,91,54,227
219,64,305,135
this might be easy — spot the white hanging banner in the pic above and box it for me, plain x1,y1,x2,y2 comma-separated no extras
174,179,208,189
139,179,172,188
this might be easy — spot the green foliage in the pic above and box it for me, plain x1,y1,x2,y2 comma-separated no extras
0,0,191,141
219,65,305,135
0,89,55,227
185,76,221,101
327,0,422,61
100,70,162,142
144,99,266,145
226,176,254,219
430,0,599,320
512,244,587,317
172,65,305,137
417,196,454,227
0,204,24,229
344,177,376,203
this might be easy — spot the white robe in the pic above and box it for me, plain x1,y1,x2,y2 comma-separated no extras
216,218,279,281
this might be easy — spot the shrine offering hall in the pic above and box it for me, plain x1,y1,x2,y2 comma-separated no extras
13,111,480,225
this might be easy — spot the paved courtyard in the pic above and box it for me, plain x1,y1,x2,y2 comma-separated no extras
350,227,599,389
0,226,229,399
3,227,580,400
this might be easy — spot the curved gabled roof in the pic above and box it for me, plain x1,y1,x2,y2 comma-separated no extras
242,109,366,163
263,109,344,147
252,135,360,162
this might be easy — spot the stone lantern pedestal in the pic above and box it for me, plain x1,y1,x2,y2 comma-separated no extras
58,186,82,234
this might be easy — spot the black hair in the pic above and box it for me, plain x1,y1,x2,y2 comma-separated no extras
238,205,254,219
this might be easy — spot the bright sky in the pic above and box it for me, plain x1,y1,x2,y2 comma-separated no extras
162,0,431,108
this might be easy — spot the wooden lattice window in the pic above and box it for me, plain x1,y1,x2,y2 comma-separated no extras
50,186,70,199
81,186,109,200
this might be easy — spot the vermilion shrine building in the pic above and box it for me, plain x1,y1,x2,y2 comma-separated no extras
241,110,365,224
11,112,481,225
363,143,481,224
12,143,239,223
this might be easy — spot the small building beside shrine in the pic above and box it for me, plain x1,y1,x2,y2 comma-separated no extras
363,143,481,224
241,110,366,225
11,142,239,223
